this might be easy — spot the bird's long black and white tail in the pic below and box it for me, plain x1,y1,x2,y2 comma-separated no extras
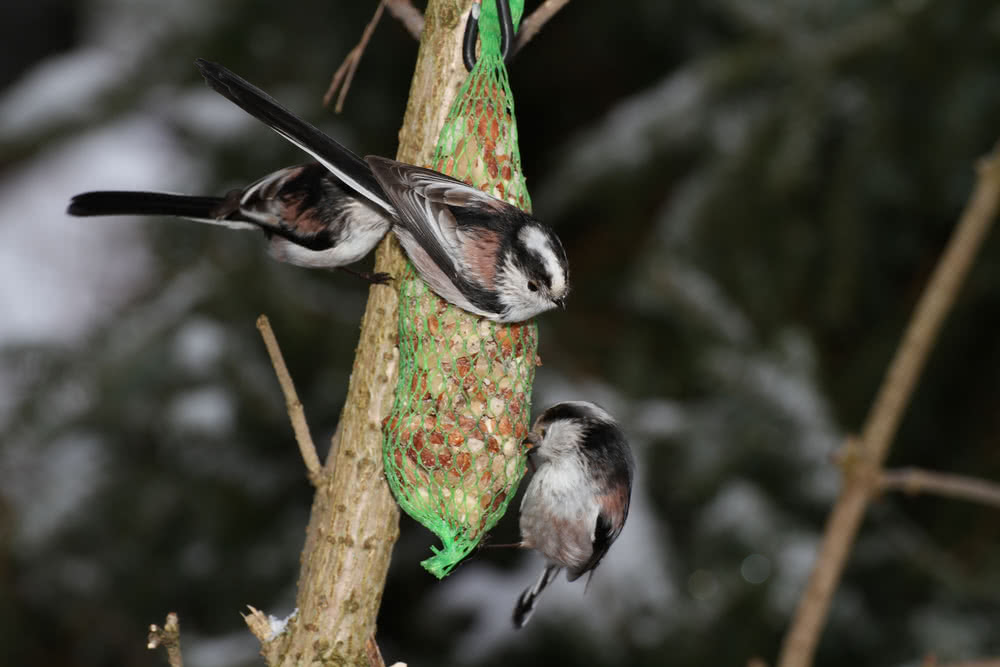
69,191,215,219
194,59,394,216
67,191,257,230
513,564,562,629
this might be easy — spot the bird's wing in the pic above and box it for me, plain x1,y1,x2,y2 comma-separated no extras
366,156,508,288
568,486,631,583
234,163,344,251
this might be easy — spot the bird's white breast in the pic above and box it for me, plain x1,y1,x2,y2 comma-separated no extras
519,456,599,569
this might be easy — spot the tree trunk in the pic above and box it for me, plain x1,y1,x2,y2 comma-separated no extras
254,2,478,665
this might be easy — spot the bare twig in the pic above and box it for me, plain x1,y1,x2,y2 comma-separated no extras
147,612,183,667
256,314,323,483
857,144,1000,472
324,1,386,112
341,0,569,86
776,143,1000,667
514,0,572,54
881,468,1000,510
243,605,274,646
386,0,424,39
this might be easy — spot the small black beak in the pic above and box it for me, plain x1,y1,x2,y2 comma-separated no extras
523,431,542,449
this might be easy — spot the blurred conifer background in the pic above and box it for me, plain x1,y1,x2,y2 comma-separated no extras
1,1,998,665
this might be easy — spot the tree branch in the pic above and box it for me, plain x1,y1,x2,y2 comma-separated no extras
387,0,573,57
256,314,323,483
325,1,387,112
386,0,424,39
256,3,479,665
880,468,1000,510
514,0,572,54
776,142,1000,667
366,634,387,667
242,605,274,646
147,612,183,667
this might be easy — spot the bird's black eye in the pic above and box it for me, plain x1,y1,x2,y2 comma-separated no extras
527,281,539,292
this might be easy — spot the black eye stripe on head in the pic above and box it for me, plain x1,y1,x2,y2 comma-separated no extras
516,251,550,287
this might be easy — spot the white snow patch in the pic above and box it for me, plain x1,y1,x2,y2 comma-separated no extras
266,608,298,640
3,433,108,552
768,531,820,615
699,478,780,545
0,49,125,137
0,117,201,345
183,629,260,667
167,386,235,436
908,605,992,659
171,318,227,373
631,256,754,344
163,87,262,141
631,398,687,439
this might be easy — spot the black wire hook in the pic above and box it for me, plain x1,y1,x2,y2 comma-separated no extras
463,0,515,71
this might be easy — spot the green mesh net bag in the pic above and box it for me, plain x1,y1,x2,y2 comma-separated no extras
382,0,536,578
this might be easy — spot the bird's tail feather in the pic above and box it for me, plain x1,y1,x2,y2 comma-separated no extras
513,565,562,629
193,59,393,215
67,191,259,230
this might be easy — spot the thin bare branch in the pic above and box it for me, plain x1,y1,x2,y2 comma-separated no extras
256,314,323,483
857,144,1000,467
380,0,570,62
324,1,386,112
776,142,1000,667
386,0,424,39
514,0,571,55
881,468,1000,510
147,612,183,667
243,605,274,646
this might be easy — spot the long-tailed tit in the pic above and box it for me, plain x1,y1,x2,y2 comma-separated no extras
513,401,634,628
68,162,392,281
193,59,569,323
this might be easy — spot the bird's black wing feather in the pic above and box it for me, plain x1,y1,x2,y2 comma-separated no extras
194,59,392,214
365,157,478,283
567,511,621,583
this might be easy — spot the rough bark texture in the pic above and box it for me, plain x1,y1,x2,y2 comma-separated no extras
253,2,479,665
